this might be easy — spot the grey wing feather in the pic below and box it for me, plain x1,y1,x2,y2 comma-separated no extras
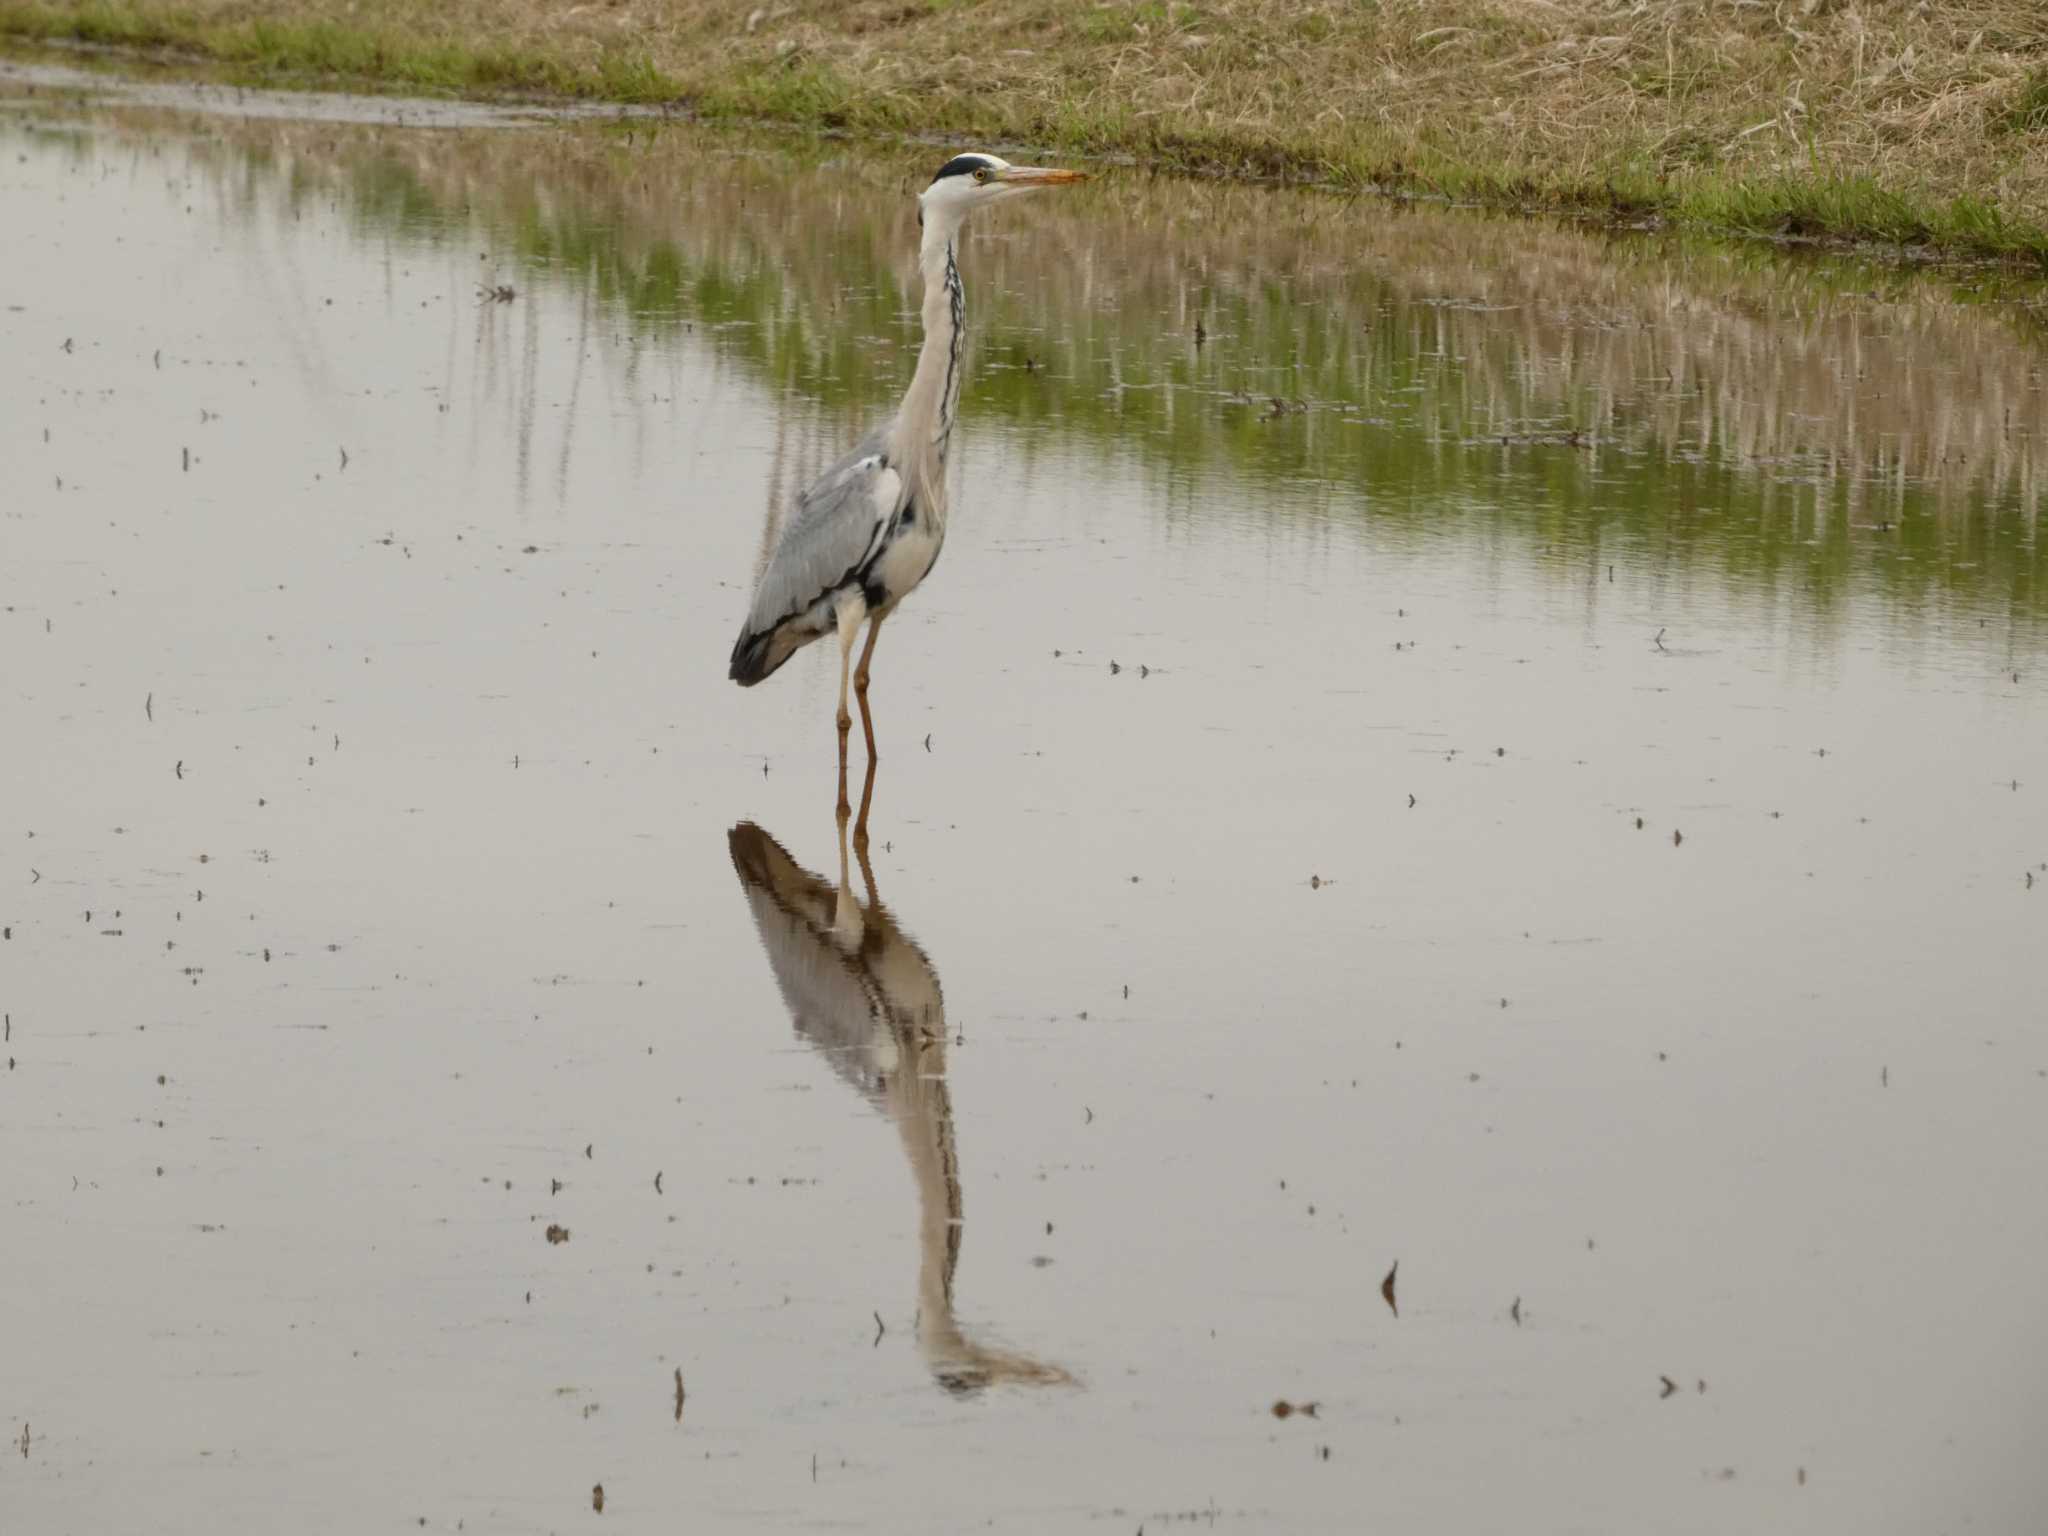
742,428,906,640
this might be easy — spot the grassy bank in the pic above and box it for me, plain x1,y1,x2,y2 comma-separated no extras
4,0,2047,259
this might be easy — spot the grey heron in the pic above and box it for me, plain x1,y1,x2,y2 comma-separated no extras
727,152,1086,811
728,783,1074,1392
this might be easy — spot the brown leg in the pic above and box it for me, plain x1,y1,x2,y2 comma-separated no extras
853,612,886,765
835,792,854,897
853,754,880,872
834,605,861,822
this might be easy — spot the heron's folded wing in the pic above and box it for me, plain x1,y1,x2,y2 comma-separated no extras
743,437,905,640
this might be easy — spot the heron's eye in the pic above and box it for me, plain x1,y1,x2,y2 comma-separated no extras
973,168,990,183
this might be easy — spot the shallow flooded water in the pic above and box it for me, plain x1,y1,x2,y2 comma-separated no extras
4,59,2046,1535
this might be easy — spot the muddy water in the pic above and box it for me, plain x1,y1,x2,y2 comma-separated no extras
4,60,2047,1535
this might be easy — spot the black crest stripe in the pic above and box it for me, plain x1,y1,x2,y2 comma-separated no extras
930,153,996,183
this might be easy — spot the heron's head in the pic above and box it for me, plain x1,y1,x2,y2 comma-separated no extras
918,152,1085,227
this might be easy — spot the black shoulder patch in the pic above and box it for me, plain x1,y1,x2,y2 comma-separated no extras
930,153,997,184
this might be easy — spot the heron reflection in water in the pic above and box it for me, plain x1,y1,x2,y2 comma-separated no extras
728,768,1072,1394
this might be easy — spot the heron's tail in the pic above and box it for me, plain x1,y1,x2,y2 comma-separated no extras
728,620,802,686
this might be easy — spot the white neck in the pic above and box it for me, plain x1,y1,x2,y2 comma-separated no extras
891,207,968,491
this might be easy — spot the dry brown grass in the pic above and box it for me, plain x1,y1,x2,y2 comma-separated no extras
5,1,2048,253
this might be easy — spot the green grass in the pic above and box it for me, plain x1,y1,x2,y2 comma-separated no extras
0,4,648,96
2002,69,2048,135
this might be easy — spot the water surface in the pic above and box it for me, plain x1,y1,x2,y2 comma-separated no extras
3,60,2046,1535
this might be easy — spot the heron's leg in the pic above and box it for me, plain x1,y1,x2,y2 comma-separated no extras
835,792,854,900
834,603,862,821
853,754,880,868
854,612,886,765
